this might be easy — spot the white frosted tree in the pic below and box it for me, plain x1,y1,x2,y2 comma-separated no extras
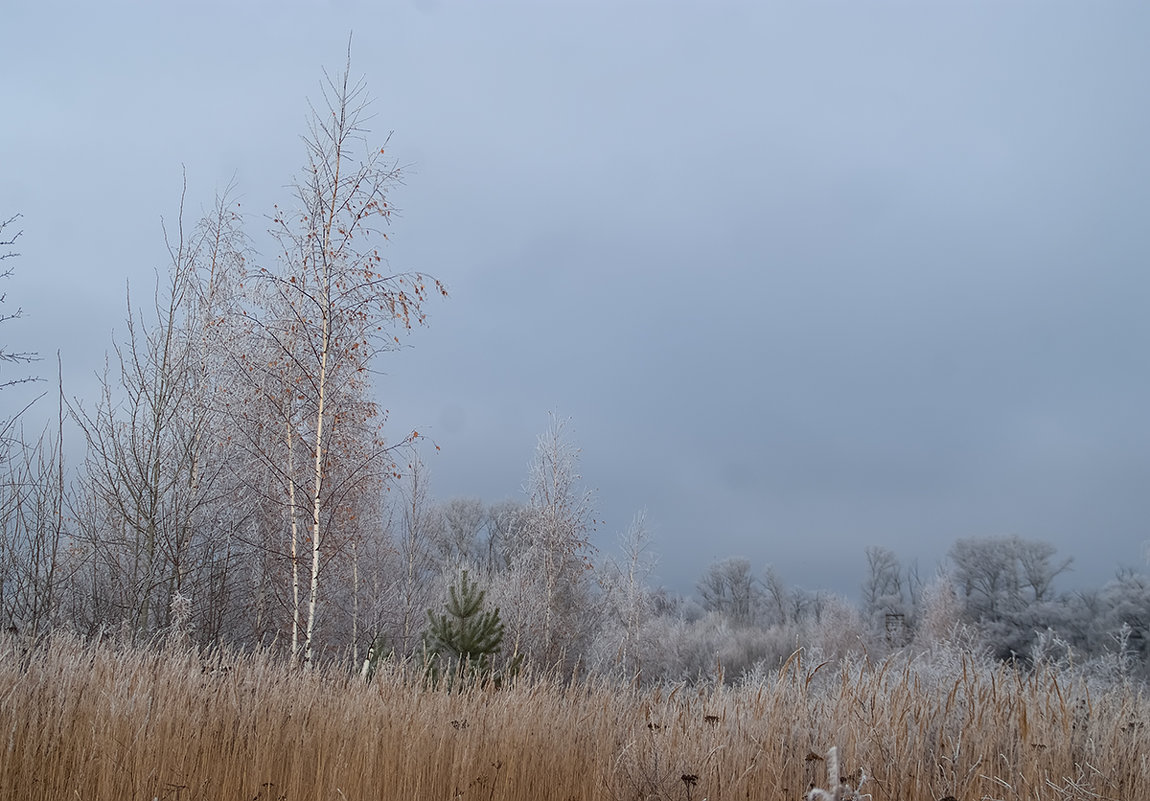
383,454,439,658
484,499,529,574
597,510,658,679
763,564,791,626
949,535,1072,623
71,186,249,641
915,569,969,647
806,593,866,662
496,415,596,669
861,546,906,646
1100,568,1150,673
1016,538,1073,603
430,497,488,572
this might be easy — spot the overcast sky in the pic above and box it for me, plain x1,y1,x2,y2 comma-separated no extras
4,1,1150,598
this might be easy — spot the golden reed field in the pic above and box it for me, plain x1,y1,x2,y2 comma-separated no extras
0,634,1146,801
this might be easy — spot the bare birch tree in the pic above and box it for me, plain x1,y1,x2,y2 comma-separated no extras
243,51,444,665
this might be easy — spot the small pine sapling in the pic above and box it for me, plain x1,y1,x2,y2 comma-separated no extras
424,570,520,686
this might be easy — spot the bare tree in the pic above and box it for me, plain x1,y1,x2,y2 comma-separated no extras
949,535,1071,620
1016,538,1072,603
485,499,529,574
243,50,444,665
0,218,61,640
861,546,904,621
763,564,791,625
0,214,40,392
949,536,1022,619
1101,568,1150,671
495,415,596,669
599,510,657,678
0,377,66,638
70,185,250,642
385,454,438,657
697,556,760,624
430,497,487,572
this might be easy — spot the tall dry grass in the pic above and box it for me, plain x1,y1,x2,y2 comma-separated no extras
0,634,1146,801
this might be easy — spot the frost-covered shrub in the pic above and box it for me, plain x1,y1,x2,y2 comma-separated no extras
806,594,866,662
1030,626,1075,671
628,613,802,684
915,573,966,646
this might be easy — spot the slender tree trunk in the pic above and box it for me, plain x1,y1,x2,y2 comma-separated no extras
286,420,301,662
303,293,331,668
351,538,359,664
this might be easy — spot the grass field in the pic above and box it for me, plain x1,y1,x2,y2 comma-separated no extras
0,634,1145,800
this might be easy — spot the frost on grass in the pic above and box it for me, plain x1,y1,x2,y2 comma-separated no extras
805,746,870,801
